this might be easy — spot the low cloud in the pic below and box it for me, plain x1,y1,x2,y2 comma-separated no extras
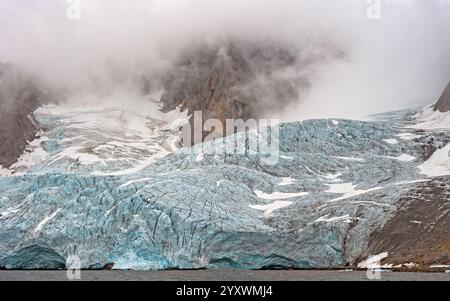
0,0,449,119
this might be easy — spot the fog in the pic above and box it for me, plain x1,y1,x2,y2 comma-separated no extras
0,0,449,119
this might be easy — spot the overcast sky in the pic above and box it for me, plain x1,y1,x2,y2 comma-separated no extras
1,0,449,119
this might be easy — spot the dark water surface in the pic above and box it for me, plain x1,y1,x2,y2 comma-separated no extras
1,270,449,281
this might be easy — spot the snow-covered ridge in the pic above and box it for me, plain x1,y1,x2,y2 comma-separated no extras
409,106,450,177
409,106,450,130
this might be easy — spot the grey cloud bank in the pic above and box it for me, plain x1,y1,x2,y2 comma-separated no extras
0,0,449,119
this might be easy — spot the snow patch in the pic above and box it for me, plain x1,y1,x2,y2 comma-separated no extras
216,180,228,187
8,136,49,173
321,173,342,182
314,214,352,223
396,133,422,140
195,153,205,162
278,177,295,186
326,183,381,203
430,265,450,268
384,154,416,162
418,144,450,177
249,201,293,217
410,220,422,225
383,139,398,145
280,155,293,160
0,166,11,177
254,190,309,200
403,262,418,268
161,106,190,132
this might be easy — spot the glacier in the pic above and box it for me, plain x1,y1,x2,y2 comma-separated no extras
0,100,449,270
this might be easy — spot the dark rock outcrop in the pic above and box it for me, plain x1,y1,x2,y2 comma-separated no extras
365,178,450,267
434,81,450,112
162,42,256,129
0,64,43,168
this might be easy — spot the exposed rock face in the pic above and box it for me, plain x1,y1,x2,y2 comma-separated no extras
162,42,255,141
365,178,450,266
0,64,42,168
161,40,340,143
434,81,450,112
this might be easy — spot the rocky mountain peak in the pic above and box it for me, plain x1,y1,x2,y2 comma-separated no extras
434,81,450,112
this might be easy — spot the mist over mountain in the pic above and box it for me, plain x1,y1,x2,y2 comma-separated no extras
161,38,344,135
0,0,449,119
